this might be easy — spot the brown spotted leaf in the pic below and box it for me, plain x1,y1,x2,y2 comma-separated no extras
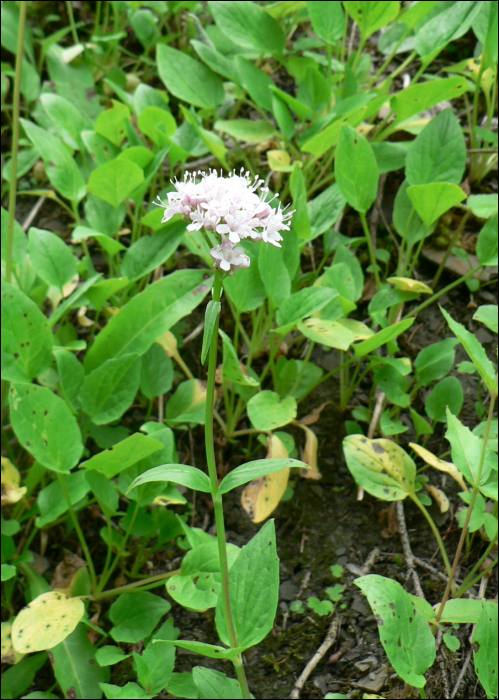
12,591,84,653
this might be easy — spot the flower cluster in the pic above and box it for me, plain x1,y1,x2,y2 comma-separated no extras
155,170,293,274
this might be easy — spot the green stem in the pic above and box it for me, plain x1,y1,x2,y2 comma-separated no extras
98,501,140,593
403,266,483,319
457,557,497,595
431,211,471,289
290,341,315,396
435,390,497,624
410,495,453,580
359,211,381,288
455,533,498,597
66,1,79,45
85,569,180,601
205,273,250,699
57,474,98,591
5,0,27,284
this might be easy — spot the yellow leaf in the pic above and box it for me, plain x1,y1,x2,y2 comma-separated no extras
298,426,322,480
241,435,290,523
1,458,27,506
409,443,468,492
156,330,179,359
12,592,85,653
387,277,433,294
267,150,293,172
426,485,450,513
1,621,24,665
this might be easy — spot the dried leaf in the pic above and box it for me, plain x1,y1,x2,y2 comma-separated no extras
426,485,450,513
241,435,290,523
379,502,399,538
50,552,87,596
1,458,27,506
299,401,335,426
299,425,322,480
409,443,467,491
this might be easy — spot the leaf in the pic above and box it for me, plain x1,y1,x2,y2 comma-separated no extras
387,277,432,294
157,44,224,109
445,410,487,487
335,126,379,213
1,206,28,266
50,624,108,700
409,443,467,491
191,40,239,82
96,646,130,667
407,182,466,227
275,288,336,334
126,464,212,494
36,472,90,529
12,592,84,653
405,109,466,186
54,348,85,412
80,433,164,479
289,162,311,241
9,383,83,473
157,639,243,661
27,227,77,291
87,159,144,209
371,141,409,174
393,180,434,248
95,101,130,146
120,222,185,281
473,601,498,700
247,391,297,431
298,318,355,351
343,435,416,501
354,318,415,357
85,270,212,371
308,184,345,238
208,1,285,54
476,213,498,266
240,435,291,522
140,343,174,400
193,667,243,700
1,282,53,383
109,592,171,644
223,243,266,312
415,0,485,57
133,619,176,696
79,353,141,425
474,305,498,334
219,458,309,495
307,1,345,43
344,1,400,38
439,598,487,625
201,301,220,365
1,457,27,505
214,119,275,144
467,194,498,219
100,682,152,699
441,307,497,394
219,330,259,387
236,57,275,112
425,376,464,422
299,425,322,479
301,106,368,157
166,379,207,426
414,338,459,386
355,575,436,687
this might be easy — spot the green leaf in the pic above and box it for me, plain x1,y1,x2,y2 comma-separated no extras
301,106,368,157
1,563,16,581
137,107,176,148
474,305,498,334
415,1,485,58
84,277,129,312
10,383,83,473
80,433,164,479
193,667,243,700
157,639,243,661
1,282,53,383
354,319,415,357
393,180,434,248
476,213,498,266
218,458,309,495
87,158,144,209
269,85,313,120
157,44,225,109
215,520,279,649
407,182,466,227
445,410,488,487
1,653,47,699
140,344,173,400
1,206,28,265
425,376,464,422
275,288,336,334
40,93,92,148
441,307,497,394
289,162,311,240
126,464,212,494
201,301,220,365
121,222,185,281
214,119,275,144
414,338,459,386
166,379,207,426
236,57,275,112
343,435,416,500
95,101,130,146
355,575,435,687
467,194,498,219
208,1,285,54
36,472,90,528
79,354,141,425
53,348,85,412
247,391,297,431
298,318,355,351
308,184,345,238
258,243,292,305
308,597,334,616
223,244,266,312
28,228,77,291
371,141,410,174
219,330,259,387
100,682,152,699
109,592,171,644
191,40,239,82
51,625,108,700
473,601,498,700
335,126,379,213
134,619,176,696
48,274,102,328
72,226,126,258
405,109,466,186
307,1,345,42
85,270,212,371
344,1,400,38
96,646,130,667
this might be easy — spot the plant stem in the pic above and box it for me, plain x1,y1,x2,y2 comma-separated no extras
57,474,98,591
359,211,381,288
5,0,27,284
456,557,497,595
205,273,250,698
98,501,140,592
435,390,497,625
66,1,79,45
455,533,498,597
85,569,180,601
410,495,453,580
403,266,482,319
431,211,471,289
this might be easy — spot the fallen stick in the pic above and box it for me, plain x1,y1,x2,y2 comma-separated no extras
288,617,340,699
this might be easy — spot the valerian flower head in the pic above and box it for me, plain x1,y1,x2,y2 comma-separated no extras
155,169,293,274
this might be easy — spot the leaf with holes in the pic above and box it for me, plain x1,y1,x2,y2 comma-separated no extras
12,592,84,653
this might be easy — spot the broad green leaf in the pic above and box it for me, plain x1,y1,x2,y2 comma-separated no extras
354,319,415,357
414,338,459,386
193,667,243,700
425,376,464,422
201,301,220,365
441,307,497,394
166,379,207,426
335,126,379,213
1,564,16,581
126,464,211,494
137,107,176,147
1,652,48,699
355,575,435,687
121,222,184,281
343,435,416,500
140,344,173,399
157,45,224,109
474,305,498,334
215,520,279,649
473,601,498,699
275,288,336,334
415,1,485,58
247,391,297,431
191,40,239,82
476,213,498,266
28,228,77,290
40,93,92,148
301,107,367,157
393,180,435,248
84,277,129,311
100,682,151,699
95,101,130,146
208,0,285,54
307,1,345,42
308,184,345,238
214,119,275,144
157,639,243,661
371,141,410,174
1,282,53,383
87,159,144,209
72,226,126,258
438,598,486,625
36,472,90,528
445,410,489,487
298,318,355,351
109,592,171,644
54,348,85,412
85,470,120,517
1,206,28,265
51,624,107,700
80,433,164,478
12,592,84,653
133,619,176,696
344,1,400,38
258,243,292,304
218,458,309,495
10,383,83,473
96,646,130,667
223,244,266,312
467,194,498,219
219,330,259,387
407,182,466,227
236,57,275,112
405,109,466,186
79,354,141,425
84,270,212,371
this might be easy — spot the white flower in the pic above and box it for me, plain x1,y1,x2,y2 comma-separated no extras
154,169,294,271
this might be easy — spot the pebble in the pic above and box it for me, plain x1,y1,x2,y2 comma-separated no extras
356,666,389,693
279,580,299,600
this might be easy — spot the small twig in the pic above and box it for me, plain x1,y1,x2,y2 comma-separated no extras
288,617,341,699
368,389,385,439
22,196,46,231
413,556,449,583
295,571,311,600
450,649,472,699
396,501,425,599
361,547,381,575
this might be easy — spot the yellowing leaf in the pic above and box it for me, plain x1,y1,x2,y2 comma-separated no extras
267,150,293,172
298,318,355,351
156,330,178,359
298,425,322,480
241,435,290,523
409,443,467,491
387,277,433,294
1,458,27,506
12,591,85,653
336,318,374,340
1,621,24,665
426,485,450,513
